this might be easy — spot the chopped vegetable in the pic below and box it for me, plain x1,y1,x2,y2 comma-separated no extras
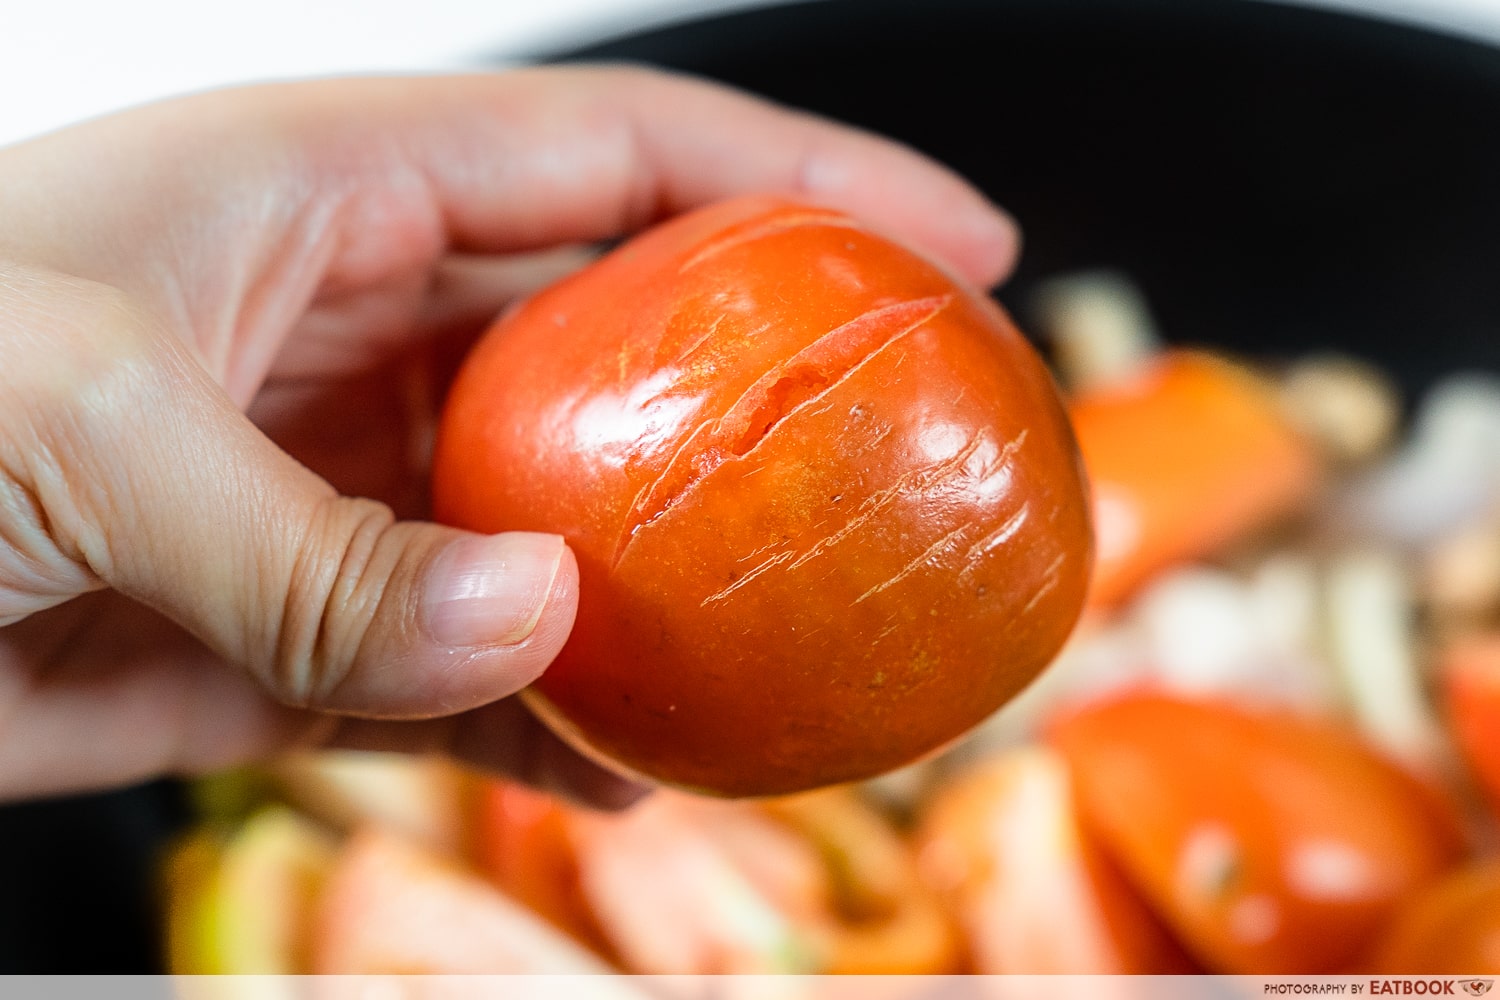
1324,547,1448,773
164,806,335,975
914,746,1195,973
1279,353,1401,466
1047,691,1465,973
313,826,620,976
1440,633,1500,814
1069,349,1321,609
1032,270,1162,391
1363,859,1500,973
161,270,1500,979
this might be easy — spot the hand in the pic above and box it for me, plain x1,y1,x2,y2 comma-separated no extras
0,65,1019,805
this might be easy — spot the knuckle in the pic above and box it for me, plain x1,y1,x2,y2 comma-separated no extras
271,496,406,710
270,494,429,710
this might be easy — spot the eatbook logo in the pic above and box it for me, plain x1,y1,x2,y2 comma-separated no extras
1461,982,1494,997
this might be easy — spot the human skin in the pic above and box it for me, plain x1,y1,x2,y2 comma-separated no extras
0,66,1019,805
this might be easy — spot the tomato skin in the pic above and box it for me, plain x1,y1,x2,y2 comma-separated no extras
472,781,612,957
471,783,958,975
1069,350,1319,609
761,788,963,974
312,827,611,974
913,746,1197,974
1441,635,1500,811
433,196,1092,796
1047,691,1465,974
1363,859,1500,974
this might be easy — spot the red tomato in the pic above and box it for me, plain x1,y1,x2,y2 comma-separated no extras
562,787,960,974
564,793,831,973
1068,350,1319,609
1047,691,1465,974
761,788,962,974
472,781,612,957
1363,859,1500,973
914,746,1197,973
1441,634,1500,811
312,827,611,974
433,196,1092,796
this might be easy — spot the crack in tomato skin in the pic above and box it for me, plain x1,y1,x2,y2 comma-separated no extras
959,502,1032,581
612,294,952,567
789,428,989,572
853,521,978,605
677,210,861,273
701,426,1023,612
699,550,797,607
728,367,834,456
1018,552,1069,618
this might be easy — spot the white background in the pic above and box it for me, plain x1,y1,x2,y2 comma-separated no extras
3,0,1500,150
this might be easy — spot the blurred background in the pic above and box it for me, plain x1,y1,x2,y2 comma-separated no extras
6,0,1500,977
5,0,1500,148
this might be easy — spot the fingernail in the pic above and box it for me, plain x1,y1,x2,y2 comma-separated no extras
424,532,566,648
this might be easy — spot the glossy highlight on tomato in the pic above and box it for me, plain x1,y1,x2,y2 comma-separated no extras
433,196,1092,797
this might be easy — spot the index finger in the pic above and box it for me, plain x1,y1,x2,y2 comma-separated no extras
411,64,1020,287
245,65,1020,289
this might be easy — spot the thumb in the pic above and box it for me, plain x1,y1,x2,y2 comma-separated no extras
1,267,577,717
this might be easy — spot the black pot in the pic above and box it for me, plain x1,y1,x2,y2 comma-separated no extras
4,0,1498,971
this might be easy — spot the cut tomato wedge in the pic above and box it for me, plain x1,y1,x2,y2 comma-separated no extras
313,826,617,975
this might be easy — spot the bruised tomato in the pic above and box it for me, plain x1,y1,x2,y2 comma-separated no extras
433,196,1091,797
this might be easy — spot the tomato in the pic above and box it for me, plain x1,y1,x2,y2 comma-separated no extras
1363,859,1500,973
760,787,962,973
1441,633,1500,811
1068,350,1319,609
472,780,613,956
433,195,1092,796
913,746,1196,973
312,827,613,974
560,787,959,974
563,793,827,973
1047,691,1465,973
